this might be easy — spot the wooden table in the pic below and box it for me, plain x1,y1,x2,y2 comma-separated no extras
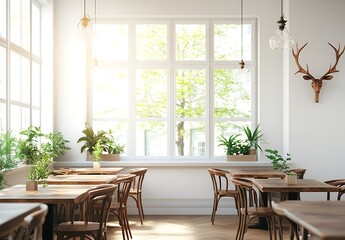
67,167,124,175
252,178,340,238
45,174,118,185
229,167,285,179
273,201,345,240
0,203,42,237
0,184,95,240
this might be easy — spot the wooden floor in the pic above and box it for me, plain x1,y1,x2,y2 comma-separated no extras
106,215,290,240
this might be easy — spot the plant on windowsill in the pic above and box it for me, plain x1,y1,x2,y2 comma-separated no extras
92,140,103,169
218,134,254,161
101,130,124,161
242,124,264,155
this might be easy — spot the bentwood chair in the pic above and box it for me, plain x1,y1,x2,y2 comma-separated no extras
9,204,48,240
282,168,307,201
325,179,345,200
128,168,148,225
55,184,117,240
208,168,238,224
231,178,282,240
108,174,136,240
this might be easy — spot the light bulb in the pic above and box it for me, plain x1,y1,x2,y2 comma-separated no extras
269,28,294,50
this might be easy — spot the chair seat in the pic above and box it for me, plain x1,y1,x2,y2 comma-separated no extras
55,221,105,233
218,189,237,197
245,207,276,216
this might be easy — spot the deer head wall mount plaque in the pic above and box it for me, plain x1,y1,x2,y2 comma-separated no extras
292,43,345,103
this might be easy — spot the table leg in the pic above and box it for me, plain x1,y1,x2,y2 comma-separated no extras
42,204,55,240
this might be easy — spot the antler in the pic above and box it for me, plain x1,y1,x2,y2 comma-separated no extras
292,43,315,80
319,43,345,80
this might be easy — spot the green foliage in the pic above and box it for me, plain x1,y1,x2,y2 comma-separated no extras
29,152,52,181
0,172,5,190
77,123,125,156
41,132,71,159
0,131,19,170
92,140,103,162
16,126,43,165
103,130,124,154
77,123,107,155
218,134,250,155
265,149,291,172
242,124,264,151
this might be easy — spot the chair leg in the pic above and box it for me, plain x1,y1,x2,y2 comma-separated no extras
210,194,217,224
235,213,243,240
137,192,145,220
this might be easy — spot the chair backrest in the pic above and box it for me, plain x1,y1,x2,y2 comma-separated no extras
231,178,260,212
208,168,230,193
129,168,148,193
325,179,345,200
21,204,48,240
84,184,117,236
114,174,136,206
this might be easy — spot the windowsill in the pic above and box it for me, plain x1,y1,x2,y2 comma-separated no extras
53,160,273,168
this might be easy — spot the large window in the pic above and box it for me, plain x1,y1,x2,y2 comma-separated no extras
91,18,257,160
0,0,42,134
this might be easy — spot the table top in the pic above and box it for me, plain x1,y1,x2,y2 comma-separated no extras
45,174,118,185
0,184,95,204
66,167,124,175
252,179,340,193
228,167,286,179
0,203,42,237
273,201,345,240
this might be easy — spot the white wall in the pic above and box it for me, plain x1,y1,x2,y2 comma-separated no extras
53,0,345,214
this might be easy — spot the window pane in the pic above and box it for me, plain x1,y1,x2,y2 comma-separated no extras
176,24,206,60
214,69,251,118
0,103,6,131
214,121,250,156
136,121,167,156
32,62,40,107
93,69,128,118
136,69,167,118
136,24,167,61
175,121,205,157
32,108,40,127
32,3,40,56
0,47,5,99
0,0,6,38
10,0,30,50
96,24,128,61
176,69,206,118
214,23,251,61
10,52,30,104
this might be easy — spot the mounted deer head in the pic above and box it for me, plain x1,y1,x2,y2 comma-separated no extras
292,43,345,103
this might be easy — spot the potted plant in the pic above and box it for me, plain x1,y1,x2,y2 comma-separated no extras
265,149,295,184
16,126,43,165
92,140,103,169
218,134,254,161
77,122,107,158
242,124,264,155
101,130,125,161
27,151,53,190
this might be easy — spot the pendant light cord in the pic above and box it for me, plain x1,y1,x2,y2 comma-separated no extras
281,0,284,18
83,0,86,16
241,0,243,61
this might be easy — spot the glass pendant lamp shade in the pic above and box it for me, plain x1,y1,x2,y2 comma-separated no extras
269,28,294,50
269,0,294,50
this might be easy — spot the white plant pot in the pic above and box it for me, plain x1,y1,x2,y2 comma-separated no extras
93,162,101,169
285,174,297,185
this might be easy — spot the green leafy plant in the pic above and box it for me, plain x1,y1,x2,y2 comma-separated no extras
242,124,264,151
77,123,107,156
29,151,53,183
218,134,250,155
16,126,43,165
92,140,103,162
265,149,291,172
0,130,19,170
41,132,71,159
103,130,124,154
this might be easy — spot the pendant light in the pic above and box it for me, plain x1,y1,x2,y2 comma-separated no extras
78,0,92,33
239,0,245,69
269,0,294,50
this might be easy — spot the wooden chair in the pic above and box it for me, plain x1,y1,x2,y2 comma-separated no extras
208,168,238,224
325,179,345,200
231,178,282,240
108,174,136,240
9,204,48,240
128,168,148,225
55,184,117,240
